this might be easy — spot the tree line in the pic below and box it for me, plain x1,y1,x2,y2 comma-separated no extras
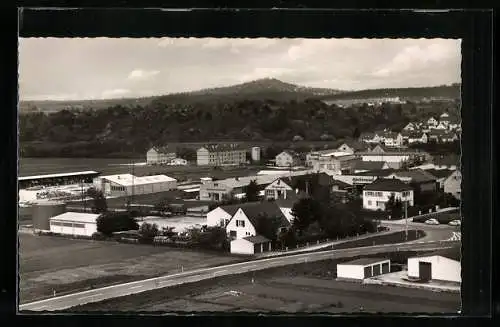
19,98,458,158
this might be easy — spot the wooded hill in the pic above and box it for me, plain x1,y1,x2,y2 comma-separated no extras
19,79,460,114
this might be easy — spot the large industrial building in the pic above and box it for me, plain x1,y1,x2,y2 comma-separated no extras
146,146,177,165
93,174,177,197
196,144,247,166
49,212,100,237
19,171,100,189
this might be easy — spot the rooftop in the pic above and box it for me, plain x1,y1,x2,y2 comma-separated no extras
385,169,437,183
19,170,100,181
199,143,245,152
340,257,390,266
353,161,387,171
416,246,461,261
242,235,271,244
363,178,414,192
425,169,456,179
221,201,291,228
205,170,314,189
49,212,100,224
99,174,177,186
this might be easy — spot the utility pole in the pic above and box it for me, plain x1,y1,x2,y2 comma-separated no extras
404,200,408,241
131,159,135,207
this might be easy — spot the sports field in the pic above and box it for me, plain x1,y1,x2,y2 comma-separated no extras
19,233,241,304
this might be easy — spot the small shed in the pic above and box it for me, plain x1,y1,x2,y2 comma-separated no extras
49,212,100,237
407,247,461,283
230,235,272,255
337,258,391,281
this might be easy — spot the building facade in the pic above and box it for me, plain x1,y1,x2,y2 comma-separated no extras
146,146,176,165
444,170,461,200
362,178,414,211
196,144,247,166
275,150,302,167
93,174,177,197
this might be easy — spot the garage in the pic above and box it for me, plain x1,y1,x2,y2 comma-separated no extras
407,248,461,283
337,258,391,281
49,212,100,237
230,235,272,255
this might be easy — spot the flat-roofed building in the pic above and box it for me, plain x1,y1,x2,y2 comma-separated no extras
196,144,247,166
337,258,391,281
49,212,100,237
93,174,177,197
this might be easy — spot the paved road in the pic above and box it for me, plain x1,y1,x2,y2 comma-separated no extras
19,240,458,312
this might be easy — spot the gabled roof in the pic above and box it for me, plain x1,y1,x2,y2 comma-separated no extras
278,150,301,159
433,154,459,167
353,161,387,171
426,169,455,179
242,235,271,244
401,130,426,138
387,169,437,183
416,246,461,261
223,201,291,228
199,143,245,152
363,178,414,192
339,140,368,151
354,169,395,177
151,145,175,154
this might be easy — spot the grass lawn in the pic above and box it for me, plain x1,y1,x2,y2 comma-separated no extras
69,250,460,313
19,233,241,303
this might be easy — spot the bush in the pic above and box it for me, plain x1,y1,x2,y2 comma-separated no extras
96,212,139,236
138,222,160,243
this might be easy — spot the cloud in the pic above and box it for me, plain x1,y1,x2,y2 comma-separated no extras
157,37,202,48
238,67,296,82
101,89,130,98
21,93,80,101
127,69,160,81
371,40,461,78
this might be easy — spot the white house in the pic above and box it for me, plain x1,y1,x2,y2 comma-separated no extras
407,248,461,283
146,146,176,165
403,122,416,131
427,117,438,126
49,212,100,237
337,141,368,154
264,178,295,200
275,150,302,167
337,258,391,281
230,235,272,255
93,174,177,197
444,170,461,200
362,178,414,211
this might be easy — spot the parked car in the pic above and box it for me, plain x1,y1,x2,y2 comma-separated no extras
425,218,439,225
448,220,461,226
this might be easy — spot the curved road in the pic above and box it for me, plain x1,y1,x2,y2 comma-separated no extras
19,240,458,312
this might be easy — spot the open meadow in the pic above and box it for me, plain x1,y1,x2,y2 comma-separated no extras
19,233,241,304
70,250,461,313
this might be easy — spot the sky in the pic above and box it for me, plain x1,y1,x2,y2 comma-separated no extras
18,38,461,101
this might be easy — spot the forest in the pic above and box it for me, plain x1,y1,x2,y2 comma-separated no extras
19,98,460,158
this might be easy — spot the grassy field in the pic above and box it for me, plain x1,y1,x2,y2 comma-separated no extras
19,157,264,180
19,233,241,303
69,250,460,313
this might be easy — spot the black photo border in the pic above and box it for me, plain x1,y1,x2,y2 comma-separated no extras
0,4,495,327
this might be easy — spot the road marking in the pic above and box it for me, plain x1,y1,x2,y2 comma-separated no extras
247,264,258,268
130,285,144,290
77,293,103,301
213,269,228,275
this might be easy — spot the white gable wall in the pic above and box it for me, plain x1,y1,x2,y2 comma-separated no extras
407,255,461,283
225,208,257,239
206,207,232,227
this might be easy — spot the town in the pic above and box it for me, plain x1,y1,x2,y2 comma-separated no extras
18,37,462,313
19,109,461,313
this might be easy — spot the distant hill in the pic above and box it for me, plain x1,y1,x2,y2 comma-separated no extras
319,84,461,102
19,79,460,114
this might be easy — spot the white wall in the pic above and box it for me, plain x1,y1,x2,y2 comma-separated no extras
230,239,255,255
337,264,365,280
206,207,232,227
50,221,97,237
279,207,294,223
196,148,210,166
276,152,294,167
363,190,414,211
225,208,256,239
407,256,461,283
444,171,461,200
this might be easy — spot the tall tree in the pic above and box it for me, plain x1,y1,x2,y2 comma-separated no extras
291,198,322,234
352,126,361,139
385,194,403,220
245,180,260,202
96,212,139,236
138,222,160,243
87,188,107,214
254,213,283,242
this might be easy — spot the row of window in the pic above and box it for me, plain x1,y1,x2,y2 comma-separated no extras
111,185,126,191
236,220,246,227
51,221,86,228
365,191,384,197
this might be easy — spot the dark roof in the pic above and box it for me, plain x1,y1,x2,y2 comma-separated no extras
417,246,461,261
340,140,368,151
354,169,395,177
222,201,291,228
428,129,447,136
425,169,455,179
243,235,271,244
353,161,387,171
433,154,459,166
401,131,426,138
201,143,245,152
274,198,298,208
282,150,300,158
331,178,352,189
341,257,390,266
363,178,414,192
388,169,437,183
370,144,390,153
152,145,175,153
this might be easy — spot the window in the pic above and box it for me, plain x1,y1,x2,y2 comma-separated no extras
73,223,85,228
376,192,383,197
245,232,251,236
368,200,372,206
376,201,384,207
236,220,245,227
